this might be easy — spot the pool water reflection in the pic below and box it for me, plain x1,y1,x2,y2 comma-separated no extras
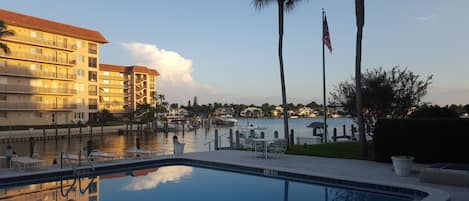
0,165,413,201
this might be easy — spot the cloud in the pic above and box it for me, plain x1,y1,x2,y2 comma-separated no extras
122,42,216,103
416,14,436,22
123,166,193,191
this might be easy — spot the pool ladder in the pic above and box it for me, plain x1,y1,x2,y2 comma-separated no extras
59,149,96,198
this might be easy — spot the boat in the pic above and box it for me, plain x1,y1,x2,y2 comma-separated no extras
211,115,238,126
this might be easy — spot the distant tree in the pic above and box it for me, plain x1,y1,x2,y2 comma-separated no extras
89,109,116,125
409,105,459,119
306,101,320,109
286,103,296,111
261,103,275,117
0,21,14,53
331,66,432,130
170,103,179,109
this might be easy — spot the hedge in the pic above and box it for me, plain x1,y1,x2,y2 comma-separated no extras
374,119,469,163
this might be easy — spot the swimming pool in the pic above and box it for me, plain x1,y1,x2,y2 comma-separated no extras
0,163,423,201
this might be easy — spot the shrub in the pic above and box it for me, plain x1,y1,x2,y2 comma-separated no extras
409,105,459,119
374,119,469,163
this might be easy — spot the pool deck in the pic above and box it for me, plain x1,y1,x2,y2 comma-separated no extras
0,150,466,201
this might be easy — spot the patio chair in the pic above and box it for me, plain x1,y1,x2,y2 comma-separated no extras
268,139,287,158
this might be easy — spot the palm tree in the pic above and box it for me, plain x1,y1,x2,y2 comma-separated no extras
254,0,301,145
0,21,14,53
354,0,367,156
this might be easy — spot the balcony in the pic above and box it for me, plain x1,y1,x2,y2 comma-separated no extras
99,92,124,97
100,83,124,88
0,102,77,111
2,34,76,51
0,51,75,66
0,84,76,95
100,74,124,80
0,67,76,80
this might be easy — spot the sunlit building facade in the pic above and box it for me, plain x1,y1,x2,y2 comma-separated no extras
99,64,159,116
0,9,108,126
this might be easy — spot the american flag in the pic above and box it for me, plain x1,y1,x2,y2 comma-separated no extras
323,15,332,53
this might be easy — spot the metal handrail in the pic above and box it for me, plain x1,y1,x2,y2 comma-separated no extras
3,34,77,50
0,67,76,80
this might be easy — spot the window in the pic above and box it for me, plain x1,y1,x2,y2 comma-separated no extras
88,85,97,95
30,31,41,38
32,112,42,118
0,112,6,118
0,60,6,68
89,98,97,109
76,98,84,105
74,83,85,92
89,196,98,201
0,94,6,101
102,88,110,93
102,97,110,101
33,96,42,102
103,71,110,76
30,64,42,71
31,47,42,55
75,55,85,63
103,80,110,84
88,43,97,54
120,81,124,85
76,40,83,48
119,72,124,77
75,112,85,119
75,69,85,77
88,57,97,68
88,71,97,82
0,77,7,85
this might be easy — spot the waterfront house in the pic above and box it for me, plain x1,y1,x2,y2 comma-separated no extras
240,107,264,118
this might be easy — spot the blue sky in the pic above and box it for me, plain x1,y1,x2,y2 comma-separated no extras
2,0,469,105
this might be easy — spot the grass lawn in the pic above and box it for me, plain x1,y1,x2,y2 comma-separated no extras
286,141,374,161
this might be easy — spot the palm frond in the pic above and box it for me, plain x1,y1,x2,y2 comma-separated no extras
285,0,303,12
0,43,10,54
253,0,276,10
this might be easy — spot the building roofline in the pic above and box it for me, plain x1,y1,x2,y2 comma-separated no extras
0,9,108,43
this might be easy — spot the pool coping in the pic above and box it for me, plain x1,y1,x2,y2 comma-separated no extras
0,154,450,201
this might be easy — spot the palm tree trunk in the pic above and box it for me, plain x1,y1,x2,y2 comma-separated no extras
355,0,367,156
277,1,290,145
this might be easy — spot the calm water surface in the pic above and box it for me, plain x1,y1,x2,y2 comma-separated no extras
0,118,354,167
0,165,411,201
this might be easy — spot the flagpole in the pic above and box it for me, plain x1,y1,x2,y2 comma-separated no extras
322,8,328,143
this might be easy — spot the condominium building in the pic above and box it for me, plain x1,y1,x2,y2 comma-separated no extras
0,9,107,125
99,64,159,117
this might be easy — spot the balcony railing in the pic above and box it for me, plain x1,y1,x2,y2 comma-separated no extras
100,75,124,80
100,83,124,88
3,34,77,51
0,67,76,80
0,102,77,110
0,51,75,66
0,84,76,95
99,92,124,97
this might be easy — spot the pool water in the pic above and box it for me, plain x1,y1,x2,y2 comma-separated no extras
0,165,415,201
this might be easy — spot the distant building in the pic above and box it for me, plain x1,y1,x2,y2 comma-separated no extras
297,107,318,118
99,64,159,116
213,107,234,116
240,107,264,118
271,106,283,117
167,108,188,118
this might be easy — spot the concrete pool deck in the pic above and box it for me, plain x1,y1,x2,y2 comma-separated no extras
0,150,466,201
